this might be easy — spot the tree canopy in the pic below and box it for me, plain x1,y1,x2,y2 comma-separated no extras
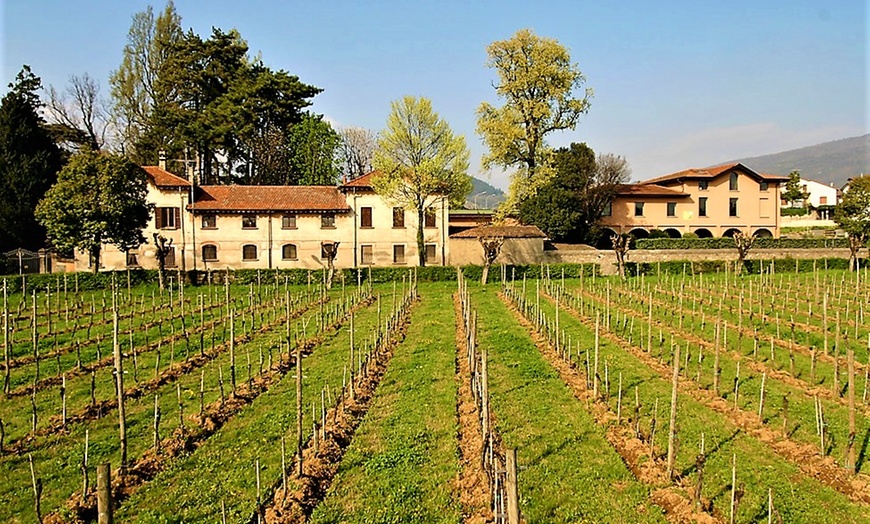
782,170,806,207
476,29,592,212
519,143,629,243
372,96,471,265
35,150,152,272
834,174,870,270
0,66,63,252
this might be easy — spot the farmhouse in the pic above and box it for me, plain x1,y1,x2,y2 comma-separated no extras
783,177,840,219
598,162,788,245
79,165,449,272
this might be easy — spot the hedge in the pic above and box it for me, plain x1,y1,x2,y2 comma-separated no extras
780,207,809,216
634,237,851,250
624,257,863,276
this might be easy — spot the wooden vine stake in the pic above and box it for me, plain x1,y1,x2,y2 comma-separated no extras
97,462,113,524
729,453,737,524
505,448,520,524
296,340,303,477
847,349,856,471
29,453,43,523
3,278,9,395
758,372,766,424
111,279,128,475
667,345,680,479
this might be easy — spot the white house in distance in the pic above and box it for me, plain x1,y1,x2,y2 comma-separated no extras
76,165,449,272
799,178,840,219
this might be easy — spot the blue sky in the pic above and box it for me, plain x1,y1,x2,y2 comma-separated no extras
2,0,867,188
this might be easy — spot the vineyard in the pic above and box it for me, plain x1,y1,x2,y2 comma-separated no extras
0,267,867,523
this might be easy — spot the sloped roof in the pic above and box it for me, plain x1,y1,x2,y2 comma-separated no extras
615,183,690,197
642,162,787,185
341,171,379,189
143,166,191,188
192,185,351,213
450,224,547,239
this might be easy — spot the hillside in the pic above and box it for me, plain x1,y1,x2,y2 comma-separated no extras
731,134,869,186
466,176,505,208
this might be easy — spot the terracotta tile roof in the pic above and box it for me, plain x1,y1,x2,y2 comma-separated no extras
450,224,547,239
341,171,379,189
143,166,191,188
615,183,690,197
642,162,786,185
759,173,790,181
192,185,351,213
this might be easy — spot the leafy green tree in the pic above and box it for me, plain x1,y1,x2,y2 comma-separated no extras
477,29,592,212
834,174,870,270
35,150,152,272
782,170,806,208
519,143,629,243
372,96,470,266
287,113,341,185
0,66,63,252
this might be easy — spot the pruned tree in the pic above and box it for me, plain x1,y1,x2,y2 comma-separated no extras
339,126,377,181
372,96,470,266
834,174,870,271
153,233,173,290
732,230,756,275
35,150,152,273
479,236,504,285
476,29,592,212
321,241,340,289
46,74,113,152
611,233,631,280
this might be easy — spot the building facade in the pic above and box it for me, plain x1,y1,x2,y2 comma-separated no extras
598,163,787,244
76,168,449,272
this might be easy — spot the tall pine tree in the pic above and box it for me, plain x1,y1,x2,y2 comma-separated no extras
0,66,63,252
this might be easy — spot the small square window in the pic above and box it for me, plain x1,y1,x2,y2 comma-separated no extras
392,207,405,228
360,207,373,228
360,245,373,265
699,180,709,191
201,214,216,229
242,244,257,260
424,208,436,228
282,244,297,260
601,202,612,217
321,243,338,259
242,216,257,229
126,251,139,267
425,244,437,264
760,181,769,191
282,214,296,229
667,202,677,217
156,207,179,229
634,202,644,217
202,245,218,261
321,213,335,228
393,244,405,264
164,247,177,268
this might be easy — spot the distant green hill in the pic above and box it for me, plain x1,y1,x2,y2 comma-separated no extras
466,176,505,209
731,134,869,187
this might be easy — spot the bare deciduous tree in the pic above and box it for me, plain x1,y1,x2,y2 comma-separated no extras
153,233,173,290
611,233,631,280
732,230,756,275
46,74,114,151
339,126,376,180
321,241,340,289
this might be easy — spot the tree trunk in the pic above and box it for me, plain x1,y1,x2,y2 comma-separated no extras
417,206,426,267
90,246,101,274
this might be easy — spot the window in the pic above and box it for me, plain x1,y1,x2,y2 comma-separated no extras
699,180,709,191
424,207,436,228
393,244,405,264
634,202,644,217
729,197,738,217
282,214,297,229
282,244,297,260
242,215,257,229
729,172,738,191
392,207,405,228
125,251,139,267
202,245,218,261
321,213,335,228
360,207,373,228
201,214,216,229
164,247,177,268
360,245,373,265
425,244,437,264
699,197,708,217
760,181,769,191
242,244,257,260
156,207,180,229
602,202,612,217
820,196,828,205
321,243,338,259
667,202,677,217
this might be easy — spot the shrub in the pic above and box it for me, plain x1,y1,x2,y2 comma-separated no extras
634,237,850,250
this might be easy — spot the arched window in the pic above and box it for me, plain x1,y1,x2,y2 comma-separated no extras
202,244,218,261
282,244,298,260
242,244,257,260
729,172,739,190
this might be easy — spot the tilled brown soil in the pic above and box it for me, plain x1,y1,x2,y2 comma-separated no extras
544,290,870,506
453,293,494,524
500,292,721,524
260,300,414,524
45,295,373,524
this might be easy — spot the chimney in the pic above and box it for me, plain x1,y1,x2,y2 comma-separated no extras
158,150,167,170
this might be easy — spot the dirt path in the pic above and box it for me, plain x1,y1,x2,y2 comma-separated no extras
499,291,720,524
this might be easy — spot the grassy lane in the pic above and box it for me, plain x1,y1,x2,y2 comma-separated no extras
117,286,388,523
310,282,461,524
471,287,667,524
525,282,870,522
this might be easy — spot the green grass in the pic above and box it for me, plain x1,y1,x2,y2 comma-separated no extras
310,282,461,524
471,287,667,524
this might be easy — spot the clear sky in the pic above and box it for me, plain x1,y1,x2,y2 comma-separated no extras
2,0,867,188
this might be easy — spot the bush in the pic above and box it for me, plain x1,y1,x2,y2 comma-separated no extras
648,229,669,239
634,237,851,250
682,232,699,239
624,257,862,276
781,207,809,217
